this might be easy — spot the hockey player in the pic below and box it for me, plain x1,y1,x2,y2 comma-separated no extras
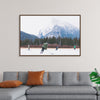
28,45,30,50
74,45,76,50
40,42,48,54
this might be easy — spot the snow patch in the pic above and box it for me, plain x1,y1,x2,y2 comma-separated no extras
20,48,80,55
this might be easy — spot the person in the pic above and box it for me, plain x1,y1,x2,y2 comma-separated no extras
40,42,48,54
74,45,76,50
56,46,58,50
28,45,30,50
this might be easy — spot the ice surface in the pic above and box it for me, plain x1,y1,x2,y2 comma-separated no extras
20,48,80,55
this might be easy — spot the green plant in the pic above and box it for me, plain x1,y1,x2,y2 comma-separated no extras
90,68,100,91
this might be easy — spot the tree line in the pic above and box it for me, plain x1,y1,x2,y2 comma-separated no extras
20,37,80,47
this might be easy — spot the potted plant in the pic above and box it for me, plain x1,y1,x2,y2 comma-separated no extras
90,68,100,91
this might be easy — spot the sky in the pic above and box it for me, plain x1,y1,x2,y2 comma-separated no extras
21,16,80,36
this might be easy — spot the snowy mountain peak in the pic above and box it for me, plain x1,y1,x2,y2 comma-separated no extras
37,24,80,39
38,32,44,38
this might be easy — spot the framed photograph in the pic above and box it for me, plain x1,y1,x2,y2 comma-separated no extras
19,14,81,56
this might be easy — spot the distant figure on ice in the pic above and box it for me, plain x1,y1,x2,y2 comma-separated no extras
40,42,48,54
56,46,58,50
28,45,30,50
74,45,76,50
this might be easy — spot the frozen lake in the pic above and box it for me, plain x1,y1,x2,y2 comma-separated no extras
20,48,80,55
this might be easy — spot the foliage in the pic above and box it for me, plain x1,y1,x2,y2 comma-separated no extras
20,39,33,46
21,37,80,47
90,68,100,84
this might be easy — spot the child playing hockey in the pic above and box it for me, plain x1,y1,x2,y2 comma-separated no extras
40,42,48,54
74,45,76,50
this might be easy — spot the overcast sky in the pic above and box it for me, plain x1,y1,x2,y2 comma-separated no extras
21,16,80,36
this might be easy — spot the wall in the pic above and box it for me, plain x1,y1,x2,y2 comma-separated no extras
0,0,100,81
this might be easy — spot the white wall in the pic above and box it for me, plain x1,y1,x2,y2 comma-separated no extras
0,0,100,81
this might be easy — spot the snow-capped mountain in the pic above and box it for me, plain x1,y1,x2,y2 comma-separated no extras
38,33,44,39
38,24,80,39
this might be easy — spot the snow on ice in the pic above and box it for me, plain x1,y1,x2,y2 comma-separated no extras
20,48,80,55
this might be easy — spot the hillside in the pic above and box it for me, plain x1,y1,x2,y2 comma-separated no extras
20,31,38,41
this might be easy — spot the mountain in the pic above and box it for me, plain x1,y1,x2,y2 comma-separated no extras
20,31,38,41
38,33,44,39
38,24,80,39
